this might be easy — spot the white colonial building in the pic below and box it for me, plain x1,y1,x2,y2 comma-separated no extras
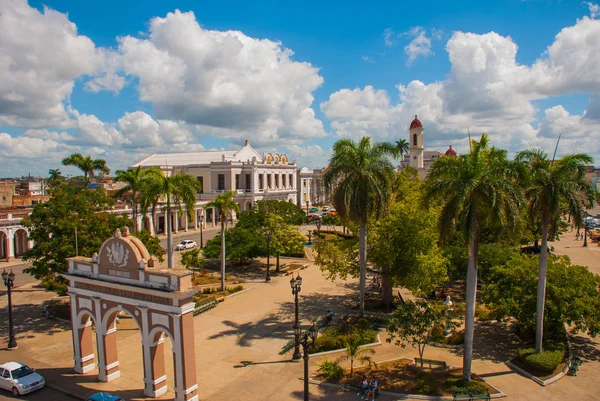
132,140,298,234
297,166,330,208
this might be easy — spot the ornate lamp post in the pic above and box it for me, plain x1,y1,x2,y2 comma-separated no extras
295,323,317,401
2,269,17,350
290,273,303,360
199,210,204,249
305,200,310,225
583,213,588,248
316,220,322,237
263,226,272,282
443,295,453,337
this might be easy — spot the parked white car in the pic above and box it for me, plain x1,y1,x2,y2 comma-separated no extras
0,362,45,396
175,240,197,251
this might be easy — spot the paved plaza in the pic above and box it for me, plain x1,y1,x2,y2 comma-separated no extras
0,228,598,401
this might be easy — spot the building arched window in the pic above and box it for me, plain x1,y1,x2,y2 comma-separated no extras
413,134,417,146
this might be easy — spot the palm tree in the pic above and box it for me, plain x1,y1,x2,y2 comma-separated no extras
204,191,240,291
114,166,159,232
142,170,200,268
516,149,595,353
338,340,376,374
62,153,110,183
426,134,521,382
324,137,399,317
395,138,410,165
48,169,62,181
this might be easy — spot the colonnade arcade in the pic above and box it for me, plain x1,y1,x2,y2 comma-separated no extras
63,228,199,401
0,227,31,261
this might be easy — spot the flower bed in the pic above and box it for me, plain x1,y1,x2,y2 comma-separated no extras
314,318,378,353
315,358,497,396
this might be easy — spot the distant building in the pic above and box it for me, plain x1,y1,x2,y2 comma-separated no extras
297,166,330,207
400,115,456,179
132,140,298,234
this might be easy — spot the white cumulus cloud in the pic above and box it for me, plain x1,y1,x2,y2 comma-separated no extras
404,27,433,65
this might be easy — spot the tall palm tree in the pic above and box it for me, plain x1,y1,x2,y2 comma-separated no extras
204,191,240,291
62,153,110,183
114,166,159,232
395,138,410,165
48,169,62,181
142,170,200,268
426,134,521,382
516,149,595,353
324,137,399,317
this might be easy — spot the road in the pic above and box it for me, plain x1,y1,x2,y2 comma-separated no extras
0,262,36,295
0,386,79,401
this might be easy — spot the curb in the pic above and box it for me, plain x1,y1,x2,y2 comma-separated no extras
45,382,86,400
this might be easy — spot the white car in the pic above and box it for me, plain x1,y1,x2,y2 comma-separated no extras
0,362,45,396
175,240,197,251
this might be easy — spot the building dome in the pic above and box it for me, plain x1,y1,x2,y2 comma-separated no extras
410,115,422,129
445,145,456,156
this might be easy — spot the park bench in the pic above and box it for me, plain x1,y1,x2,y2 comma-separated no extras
567,356,582,376
414,357,447,369
453,387,490,401
193,298,217,316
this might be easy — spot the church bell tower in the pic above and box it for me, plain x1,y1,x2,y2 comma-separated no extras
409,115,424,169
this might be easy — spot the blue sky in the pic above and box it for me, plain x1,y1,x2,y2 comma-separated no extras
1,0,599,177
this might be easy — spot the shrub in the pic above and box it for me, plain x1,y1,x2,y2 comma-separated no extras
475,305,491,321
445,377,488,393
413,378,438,395
517,347,565,373
317,359,344,380
226,285,244,294
314,325,377,352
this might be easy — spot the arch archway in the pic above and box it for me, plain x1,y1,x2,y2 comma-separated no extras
64,228,198,401
245,201,252,211
13,229,28,257
0,231,8,260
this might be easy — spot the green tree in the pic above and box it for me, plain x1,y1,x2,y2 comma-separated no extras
395,138,410,164
370,170,448,308
22,186,132,294
516,149,596,353
263,214,304,271
48,169,63,186
426,134,522,382
142,170,200,269
337,340,376,374
132,229,165,262
483,254,600,338
387,300,450,368
114,166,159,232
324,137,399,317
237,199,306,228
314,232,359,281
61,153,110,183
204,190,240,290
181,248,205,273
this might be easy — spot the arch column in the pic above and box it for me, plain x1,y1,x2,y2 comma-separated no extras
172,311,198,401
96,300,120,382
70,295,96,374
140,308,168,397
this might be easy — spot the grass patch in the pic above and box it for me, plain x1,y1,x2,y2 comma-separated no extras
315,359,496,396
314,318,377,352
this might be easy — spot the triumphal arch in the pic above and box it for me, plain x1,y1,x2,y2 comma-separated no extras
63,228,199,401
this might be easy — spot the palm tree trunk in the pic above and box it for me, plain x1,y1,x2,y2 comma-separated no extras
536,219,550,353
276,253,280,272
167,205,174,269
462,229,479,382
359,222,367,317
220,215,226,291
132,202,138,233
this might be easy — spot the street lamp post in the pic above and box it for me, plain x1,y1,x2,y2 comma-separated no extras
305,201,309,225
316,220,322,237
295,324,317,401
583,213,588,247
2,269,17,350
264,227,272,282
199,210,204,249
443,295,453,337
290,273,303,360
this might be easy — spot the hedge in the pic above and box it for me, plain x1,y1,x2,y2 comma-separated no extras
517,346,565,373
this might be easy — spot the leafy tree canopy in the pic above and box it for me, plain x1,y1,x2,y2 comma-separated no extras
482,254,600,339
132,229,165,263
237,199,306,228
22,185,132,293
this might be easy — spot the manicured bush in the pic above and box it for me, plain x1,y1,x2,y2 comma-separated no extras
413,377,439,395
317,359,344,380
430,326,464,345
445,377,488,393
517,347,565,373
475,305,491,321
315,325,377,352
226,285,244,294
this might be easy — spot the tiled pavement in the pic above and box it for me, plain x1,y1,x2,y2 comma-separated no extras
0,230,598,401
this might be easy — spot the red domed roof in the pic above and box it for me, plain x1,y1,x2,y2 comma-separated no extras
410,115,422,129
445,145,456,156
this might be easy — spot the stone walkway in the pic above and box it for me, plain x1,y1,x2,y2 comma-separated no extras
0,230,598,400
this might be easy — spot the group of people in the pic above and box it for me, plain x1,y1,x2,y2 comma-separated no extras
357,375,378,400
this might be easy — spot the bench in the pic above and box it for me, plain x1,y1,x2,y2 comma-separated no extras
453,387,490,401
567,356,582,376
414,357,447,369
